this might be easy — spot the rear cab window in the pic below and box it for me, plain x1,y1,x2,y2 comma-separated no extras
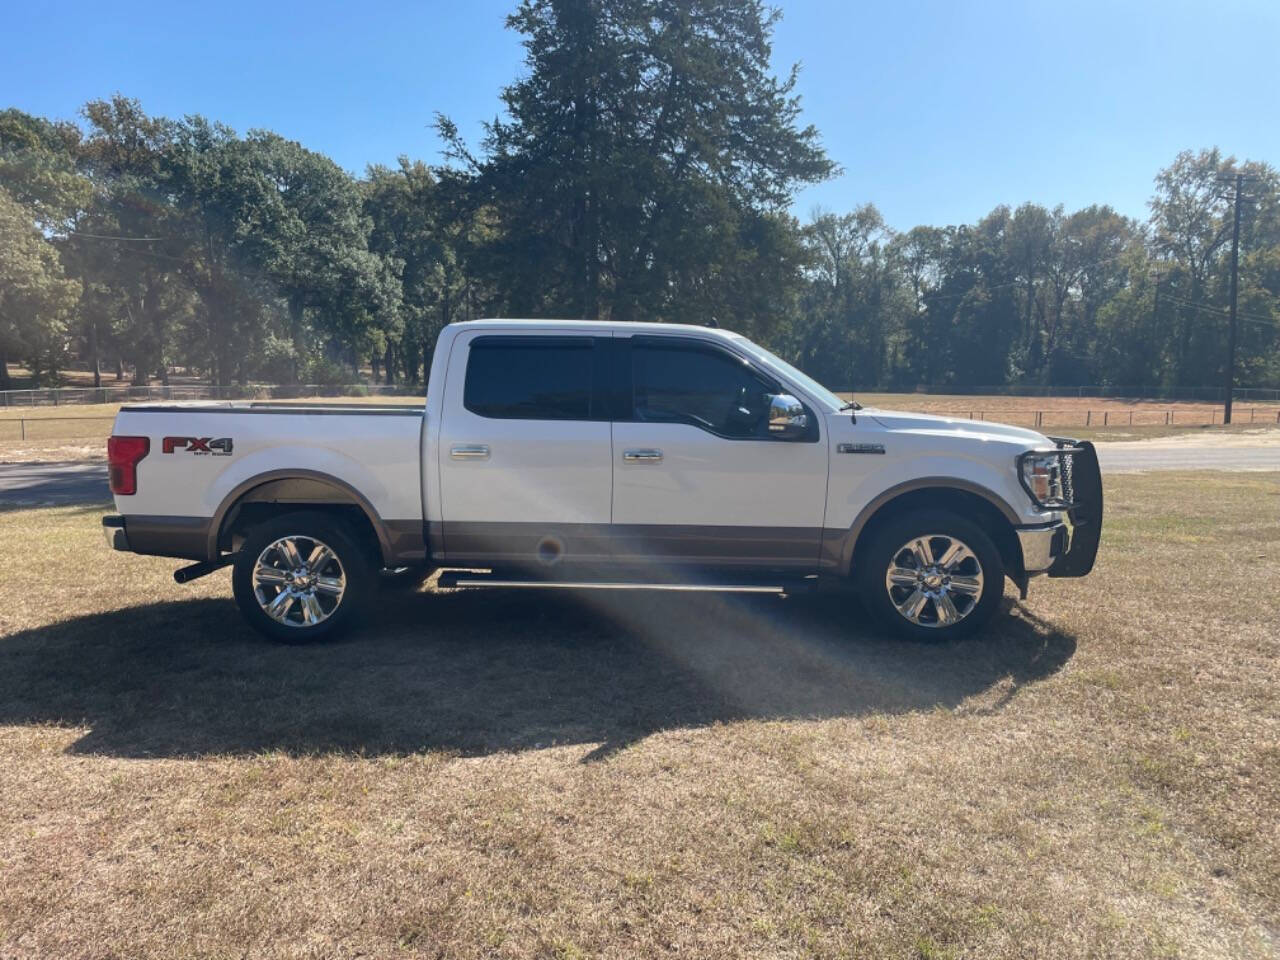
463,336,607,420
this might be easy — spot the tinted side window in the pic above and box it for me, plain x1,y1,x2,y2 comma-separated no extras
631,342,776,438
464,338,596,420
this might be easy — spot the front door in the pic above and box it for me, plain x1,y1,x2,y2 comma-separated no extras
437,331,614,569
609,334,829,572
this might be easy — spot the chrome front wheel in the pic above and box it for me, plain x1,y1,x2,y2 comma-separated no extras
884,533,984,628
858,510,1004,640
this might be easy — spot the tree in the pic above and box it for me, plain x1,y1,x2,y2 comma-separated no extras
0,188,81,389
1148,149,1279,387
441,0,833,333
70,96,189,386
0,111,89,388
250,132,401,382
0,109,87,231
364,159,448,384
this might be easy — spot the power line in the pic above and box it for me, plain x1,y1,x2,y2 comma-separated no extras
65,231,168,241
1162,293,1279,326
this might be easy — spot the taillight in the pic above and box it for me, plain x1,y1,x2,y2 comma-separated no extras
107,435,149,495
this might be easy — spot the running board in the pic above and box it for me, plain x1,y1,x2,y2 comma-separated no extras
437,572,790,594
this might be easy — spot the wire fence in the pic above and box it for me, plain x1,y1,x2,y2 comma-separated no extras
857,385,1280,402
3,407,1279,445
930,408,1280,428
0,416,117,443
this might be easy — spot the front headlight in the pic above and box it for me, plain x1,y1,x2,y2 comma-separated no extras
1018,452,1069,509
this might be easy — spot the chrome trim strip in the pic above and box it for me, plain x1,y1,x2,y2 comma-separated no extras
445,578,785,594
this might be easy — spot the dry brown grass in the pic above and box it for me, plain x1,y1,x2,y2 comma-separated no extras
1,472,1277,958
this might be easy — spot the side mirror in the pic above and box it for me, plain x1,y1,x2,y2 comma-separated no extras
767,394,809,439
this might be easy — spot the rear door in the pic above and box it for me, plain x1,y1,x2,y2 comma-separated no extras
437,331,614,568
609,334,829,571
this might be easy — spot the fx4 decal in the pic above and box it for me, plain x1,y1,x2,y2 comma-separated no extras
162,436,234,456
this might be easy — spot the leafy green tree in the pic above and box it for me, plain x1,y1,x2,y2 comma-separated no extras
364,159,448,384
1148,149,1279,388
70,96,189,386
251,132,401,382
0,110,90,387
0,109,88,231
0,188,81,389
441,0,833,334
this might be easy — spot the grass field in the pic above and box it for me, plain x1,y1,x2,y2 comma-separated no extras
0,472,1276,958
3,394,1279,463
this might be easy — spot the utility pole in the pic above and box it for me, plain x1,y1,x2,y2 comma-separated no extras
1224,173,1243,424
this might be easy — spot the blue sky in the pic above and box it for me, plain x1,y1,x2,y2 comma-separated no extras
6,0,1278,230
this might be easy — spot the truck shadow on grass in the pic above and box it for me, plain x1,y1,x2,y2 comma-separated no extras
0,586,1075,759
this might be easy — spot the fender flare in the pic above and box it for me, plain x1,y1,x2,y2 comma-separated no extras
208,468,396,566
827,476,1022,574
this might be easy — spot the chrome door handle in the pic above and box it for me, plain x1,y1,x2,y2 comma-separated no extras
623,448,663,463
451,444,490,460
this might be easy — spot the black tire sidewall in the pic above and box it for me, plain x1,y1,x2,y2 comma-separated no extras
232,511,374,643
857,509,1005,642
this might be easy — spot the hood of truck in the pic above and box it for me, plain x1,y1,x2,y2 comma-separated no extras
861,408,1052,447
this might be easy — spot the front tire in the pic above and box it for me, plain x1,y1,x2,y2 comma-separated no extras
232,511,374,643
856,509,1004,641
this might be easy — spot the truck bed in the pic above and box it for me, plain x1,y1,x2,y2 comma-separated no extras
109,401,426,563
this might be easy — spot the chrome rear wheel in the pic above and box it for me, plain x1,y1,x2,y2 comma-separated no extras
252,534,347,628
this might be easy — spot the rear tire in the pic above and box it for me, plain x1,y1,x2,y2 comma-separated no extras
232,511,374,643
856,509,1004,641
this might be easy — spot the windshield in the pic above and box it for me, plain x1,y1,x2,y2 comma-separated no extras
730,335,845,412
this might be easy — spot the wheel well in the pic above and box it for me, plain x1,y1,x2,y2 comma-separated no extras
851,487,1022,577
217,479,385,566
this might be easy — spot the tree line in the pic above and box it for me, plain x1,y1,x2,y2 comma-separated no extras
2,0,1278,395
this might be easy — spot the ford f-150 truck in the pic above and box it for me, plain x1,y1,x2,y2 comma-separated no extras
103,319,1102,642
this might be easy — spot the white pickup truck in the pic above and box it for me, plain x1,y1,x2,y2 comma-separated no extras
104,319,1101,642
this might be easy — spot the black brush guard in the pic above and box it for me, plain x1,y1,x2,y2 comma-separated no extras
1045,439,1103,578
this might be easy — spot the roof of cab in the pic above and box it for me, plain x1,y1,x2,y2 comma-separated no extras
445,318,741,339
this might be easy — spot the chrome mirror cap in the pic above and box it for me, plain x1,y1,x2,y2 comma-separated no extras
767,394,808,438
